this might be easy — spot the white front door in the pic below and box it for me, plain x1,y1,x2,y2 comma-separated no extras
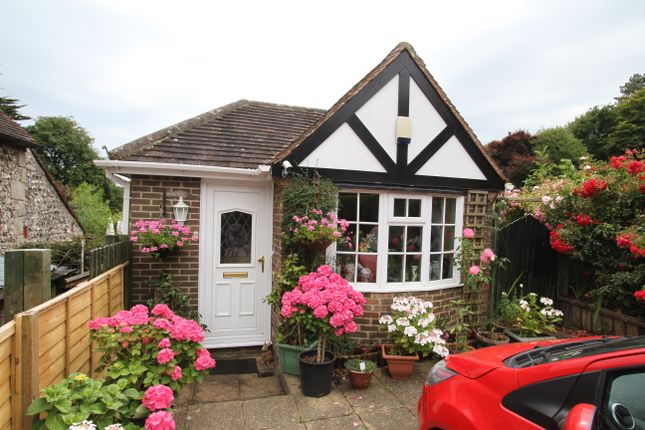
199,183,271,348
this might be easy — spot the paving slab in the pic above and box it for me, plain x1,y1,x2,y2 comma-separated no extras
359,406,418,430
294,389,354,421
175,383,194,406
345,385,402,413
183,400,245,430
242,394,302,430
194,374,240,402
239,374,285,400
282,373,302,394
304,414,364,430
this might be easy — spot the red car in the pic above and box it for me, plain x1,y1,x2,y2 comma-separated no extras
418,336,645,430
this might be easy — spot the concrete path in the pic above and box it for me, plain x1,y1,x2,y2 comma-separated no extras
174,360,434,430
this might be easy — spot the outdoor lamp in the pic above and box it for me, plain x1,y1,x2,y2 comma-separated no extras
395,116,412,145
173,196,189,225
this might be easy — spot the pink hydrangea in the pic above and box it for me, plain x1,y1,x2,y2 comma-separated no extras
152,304,175,320
153,318,173,331
157,348,175,364
119,326,133,333
158,338,171,348
469,265,481,276
142,385,174,411
145,411,175,430
170,365,182,381
194,349,216,371
463,228,475,239
169,316,204,343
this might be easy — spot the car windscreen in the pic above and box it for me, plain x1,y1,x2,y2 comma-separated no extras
504,336,645,368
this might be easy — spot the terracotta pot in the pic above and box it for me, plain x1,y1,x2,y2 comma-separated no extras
348,370,373,389
475,330,510,347
380,344,419,380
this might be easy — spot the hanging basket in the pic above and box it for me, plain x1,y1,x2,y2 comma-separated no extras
303,239,333,253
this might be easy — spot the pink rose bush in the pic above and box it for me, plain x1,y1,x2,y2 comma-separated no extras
90,304,216,428
456,229,500,292
130,219,198,259
378,296,449,358
281,265,365,362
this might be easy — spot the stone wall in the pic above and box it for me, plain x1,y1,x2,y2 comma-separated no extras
128,175,201,306
0,145,83,255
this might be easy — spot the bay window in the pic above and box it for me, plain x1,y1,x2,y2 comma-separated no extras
336,191,463,292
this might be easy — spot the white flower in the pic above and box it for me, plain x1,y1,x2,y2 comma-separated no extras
379,315,393,325
396,317,410,327
540,308,549,316
540,297,553,306
433,344,450,358
69,421,97,430
542,195,552,204
105,425,124,430
583,165,592,170
555,196,563,203
404,326,418,337
529,292,537,297
552,309,563,317
579,156,589,160
387,324,397,333
519,299,530,312
415,331,430,345
418,316,434,328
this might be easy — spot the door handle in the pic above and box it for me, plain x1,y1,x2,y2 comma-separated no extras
257,256,265,272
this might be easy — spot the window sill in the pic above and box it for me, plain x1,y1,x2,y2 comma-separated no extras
351,281,463,294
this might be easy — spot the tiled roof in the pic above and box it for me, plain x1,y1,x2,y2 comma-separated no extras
109,100,324,169
0,110,38,147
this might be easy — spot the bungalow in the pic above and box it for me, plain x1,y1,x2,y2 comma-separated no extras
97,43,505,349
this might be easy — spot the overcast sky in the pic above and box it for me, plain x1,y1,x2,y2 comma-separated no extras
2,0,644,153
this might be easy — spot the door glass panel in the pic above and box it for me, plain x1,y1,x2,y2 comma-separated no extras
220,211,252,264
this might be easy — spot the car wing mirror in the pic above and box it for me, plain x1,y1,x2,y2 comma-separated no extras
563,403,596,430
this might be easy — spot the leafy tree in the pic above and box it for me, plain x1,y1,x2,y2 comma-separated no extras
533,127,588,166
484,130,537,186
26,116,122,212
616,73,645,102
0,95,30,120
607,88,645,155
70,183,118,247
568,104,617,160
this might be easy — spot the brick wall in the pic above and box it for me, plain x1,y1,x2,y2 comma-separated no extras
129,175,201,306
270,179,288,342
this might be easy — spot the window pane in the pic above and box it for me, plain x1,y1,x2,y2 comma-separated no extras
405,255,422,282
360,194,379,222
336,254,356,282
220,211,252,264
358,224,378,253
406,226,422,252
443,226,455,252
339,193,357,221
432,198,444,223
393,198,406,217
430,254,441,280
445,198,456,223
408,199,421,217
442,253,454,279
357,255,377,283
387,255,403,282
388,226,404,252
430,226,443,252
338,223,356,252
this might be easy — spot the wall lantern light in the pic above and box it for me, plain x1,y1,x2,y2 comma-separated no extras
395,116,412,145
173,196,189,225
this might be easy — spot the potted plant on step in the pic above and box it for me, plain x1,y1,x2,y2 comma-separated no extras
344,358,377,389
497,289,563,341
379,296,449,380
281,265,365,397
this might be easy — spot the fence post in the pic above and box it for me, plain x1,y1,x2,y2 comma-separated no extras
20,312,39,429
4,249,51,320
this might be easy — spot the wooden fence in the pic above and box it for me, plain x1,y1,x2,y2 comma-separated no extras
559,297,645,336
0,262,127,430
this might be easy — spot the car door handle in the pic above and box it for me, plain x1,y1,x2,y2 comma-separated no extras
257,256,265,272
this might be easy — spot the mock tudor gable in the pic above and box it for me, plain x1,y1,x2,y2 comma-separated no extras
275,43,505,190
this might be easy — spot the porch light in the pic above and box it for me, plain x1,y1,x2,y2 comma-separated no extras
173,196,189,225
395,116,412,145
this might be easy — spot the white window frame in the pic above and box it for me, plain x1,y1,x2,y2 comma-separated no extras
335,190,464,293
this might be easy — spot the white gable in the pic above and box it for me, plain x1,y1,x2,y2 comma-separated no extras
355,75,399,161
299,123,386,172
416,136,486,180
408,79,446,161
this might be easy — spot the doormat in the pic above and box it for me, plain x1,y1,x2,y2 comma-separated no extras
211,357,257,375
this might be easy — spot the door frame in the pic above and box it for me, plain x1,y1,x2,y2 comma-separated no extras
198,178,273,348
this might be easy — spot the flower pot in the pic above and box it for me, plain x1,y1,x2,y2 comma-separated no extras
335,351,380,369
304,239,332,253
503,328,557,343
475,330,510,347
380,344,419,380
277,342,317,376
299,350,336,397
348,370,373,389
